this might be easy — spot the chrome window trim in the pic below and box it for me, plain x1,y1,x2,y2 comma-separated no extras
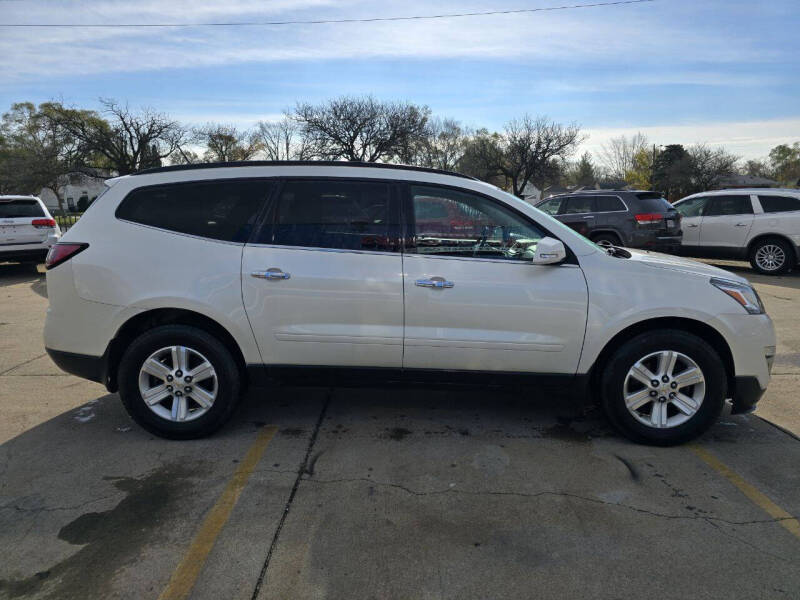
116,218,247,246
244,243,400,257
403,253,581,266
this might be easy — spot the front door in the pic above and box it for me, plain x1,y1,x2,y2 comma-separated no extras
674,196,708,249
699,194,755,249
402,184,588,374
242,178,404,368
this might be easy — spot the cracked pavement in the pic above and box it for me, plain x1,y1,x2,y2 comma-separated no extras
1,260,799,599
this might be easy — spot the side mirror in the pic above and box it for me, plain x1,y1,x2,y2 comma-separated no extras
532,237,567,265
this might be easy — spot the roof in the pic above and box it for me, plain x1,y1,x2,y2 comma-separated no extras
716,174,778,187
133,160,476,180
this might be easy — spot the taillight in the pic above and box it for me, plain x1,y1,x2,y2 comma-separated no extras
32,218,57,229
45,243,88,270
634,213,663,224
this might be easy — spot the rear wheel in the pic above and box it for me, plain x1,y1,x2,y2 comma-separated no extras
118,325,241,439
592,232,623,247
600,330,726,445
749,238,793,275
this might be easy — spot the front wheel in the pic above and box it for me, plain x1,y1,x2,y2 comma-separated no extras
600,330,727,446
749,238,793,275
118,325,242,439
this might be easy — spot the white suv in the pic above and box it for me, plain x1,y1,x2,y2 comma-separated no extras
0,195,61,266
673,188,800,275
43,162,776,445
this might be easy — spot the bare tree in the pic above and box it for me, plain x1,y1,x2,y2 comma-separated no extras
688,144,739,191
598,132,649,180
413,118,470,171
256,116,311,161
43,99,190,174
294,95,430,162
195,123,261,162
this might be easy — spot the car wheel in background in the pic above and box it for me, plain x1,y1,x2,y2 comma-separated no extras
749,238,793,275
118,324,242,439
592,232,623,247
600,330,726,446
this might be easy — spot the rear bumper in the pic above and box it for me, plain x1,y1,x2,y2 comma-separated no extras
628,232,682,252
730,376,766,414
45,347,106,385
0,247,49,262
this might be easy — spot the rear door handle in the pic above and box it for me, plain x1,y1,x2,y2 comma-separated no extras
415,277,454,289
251,268,290,280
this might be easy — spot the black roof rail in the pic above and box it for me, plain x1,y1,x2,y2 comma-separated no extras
132,160,478,180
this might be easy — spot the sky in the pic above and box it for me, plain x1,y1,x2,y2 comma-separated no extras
1,0,798,161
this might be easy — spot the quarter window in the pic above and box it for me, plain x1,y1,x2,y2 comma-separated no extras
409,185,545,261
758,195,800,213
703,195,753,216
259,179,399,252
594,196,626,212
116,180,269,242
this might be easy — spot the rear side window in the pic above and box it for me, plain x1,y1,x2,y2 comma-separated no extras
759,195,800,213
704,195,753,216
117,180,269,242
594,196,626,212
258,179,399,252
561,196,594,214
0,199,45,218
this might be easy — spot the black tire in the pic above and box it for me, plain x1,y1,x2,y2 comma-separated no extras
749,237,793,275
592,232,623,247
600,330,727,446
118,325,241,439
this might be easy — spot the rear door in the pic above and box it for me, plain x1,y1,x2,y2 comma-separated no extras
242,178,404,368
699,195,754,248
0,198,48,245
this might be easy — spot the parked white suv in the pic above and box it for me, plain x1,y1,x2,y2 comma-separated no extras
673,188,800,274
0,195,61,266
43,162,776,445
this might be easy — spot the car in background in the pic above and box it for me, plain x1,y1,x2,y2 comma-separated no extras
535,190,682,252
673,189,800,275
0,196,61,267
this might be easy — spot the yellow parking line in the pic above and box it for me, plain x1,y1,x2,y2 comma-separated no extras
690,444,800,540
158,425,279,600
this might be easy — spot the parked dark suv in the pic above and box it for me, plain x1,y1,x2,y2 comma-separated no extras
535,190,682,251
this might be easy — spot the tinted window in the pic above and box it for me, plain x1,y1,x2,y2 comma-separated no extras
759,195,800,213
594,196,626,212
261,179,398,252
536,197,563,215
0,199,45,218
675,197,708,217
704,195,753,216
562,196,594,214
410,185,545,261
117,180,268,242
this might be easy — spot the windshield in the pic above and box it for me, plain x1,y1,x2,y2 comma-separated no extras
0,199,45,218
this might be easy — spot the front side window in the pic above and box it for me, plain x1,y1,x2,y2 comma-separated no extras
759,195,800,213
704,195,753,216
259,179,399,252
117,180,269,242
536,197,563,215
561,196,594,214
675,197,708,218
409,185,545,261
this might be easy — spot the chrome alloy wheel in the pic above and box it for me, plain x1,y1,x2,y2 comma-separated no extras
138,346,218,422
623,350,705,429
755,244,786,272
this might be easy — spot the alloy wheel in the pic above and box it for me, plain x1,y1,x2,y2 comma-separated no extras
137,345,218,422
623,350,705,429
755,244,786,272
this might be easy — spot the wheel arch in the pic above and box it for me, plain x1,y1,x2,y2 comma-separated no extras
587,316,735,403
747,233,800,263
588,228,625,244
105,308,248,392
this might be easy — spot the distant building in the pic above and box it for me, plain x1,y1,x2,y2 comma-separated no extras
38,168,114,212
542,184,570,198
521,182,542,204
715,174,778,189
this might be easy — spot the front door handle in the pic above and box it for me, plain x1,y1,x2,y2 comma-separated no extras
251,268,290,280
687,223,699,228
735,223,748,227
415,277,454,289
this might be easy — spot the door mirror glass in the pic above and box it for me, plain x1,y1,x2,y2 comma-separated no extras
532,237,567,265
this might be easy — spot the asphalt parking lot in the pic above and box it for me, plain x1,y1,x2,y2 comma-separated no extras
1,260,799,600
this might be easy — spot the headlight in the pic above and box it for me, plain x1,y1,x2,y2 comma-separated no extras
710,278,764,314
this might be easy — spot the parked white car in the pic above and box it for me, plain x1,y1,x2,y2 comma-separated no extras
673,188,800,274
43,163,776,445
0,195,61,266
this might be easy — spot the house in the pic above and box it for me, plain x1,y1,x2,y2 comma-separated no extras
715,174,778,189
520,182,542,204
38,168,114,213
542,184,570,198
